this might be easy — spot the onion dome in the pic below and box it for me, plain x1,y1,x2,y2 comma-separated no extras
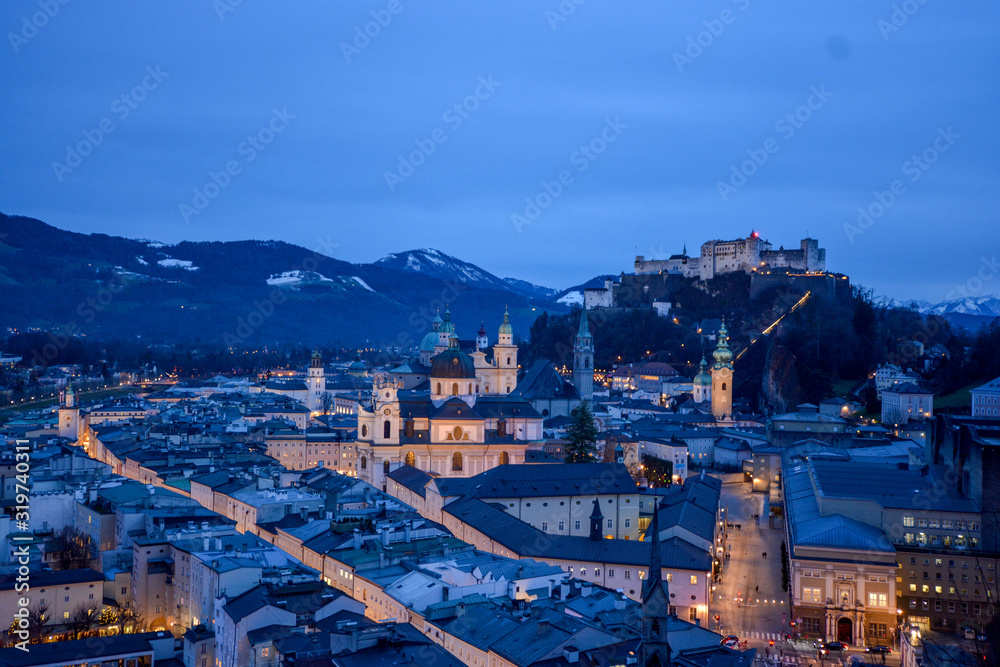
712,322,733,369
498,308,513,336
693,357,712,386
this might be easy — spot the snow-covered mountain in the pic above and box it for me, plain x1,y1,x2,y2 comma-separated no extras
502,277,558,299
922,295,1000,318
375,248,518,292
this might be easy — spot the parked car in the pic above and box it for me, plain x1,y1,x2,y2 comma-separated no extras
721,635,740,649
819,641,847,655
866,645,891,655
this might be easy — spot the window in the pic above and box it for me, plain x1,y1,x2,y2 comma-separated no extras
452,452,463,471
262,649,269,657
903,517,914,527
868,592,887,607
558,521,565,531
803,588,821,603
574,521,581,530
405,451,415,466
909,584,916,592
63,611,69,619
383,421,391,438
607,519,613,529
922,585,929,593
689,575,698,585
624,518,631,528
608,569,615,578
541,522,548,531
625,570,631,579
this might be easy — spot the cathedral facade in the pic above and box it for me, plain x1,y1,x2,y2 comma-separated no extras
357,310,543,490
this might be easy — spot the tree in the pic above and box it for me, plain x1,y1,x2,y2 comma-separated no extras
48,527,97,570
67,602,101,639
564,403,598,463
107,599,146,635
642,454,672,487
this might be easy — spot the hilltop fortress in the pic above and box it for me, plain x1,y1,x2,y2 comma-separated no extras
634,232,826,281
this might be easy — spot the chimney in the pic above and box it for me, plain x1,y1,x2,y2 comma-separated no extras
537,620,551,637
581,582,593,597
214,538,223,551
203,536,210,551
613,595,626,610
562,646,580,664
559,581,570,600
381,529,391,546
352,529,361,549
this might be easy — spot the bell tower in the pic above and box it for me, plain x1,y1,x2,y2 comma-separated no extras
59,386,81,442
307,350,324,412
711,321,734,421
573,309,594,401
641,499,673,667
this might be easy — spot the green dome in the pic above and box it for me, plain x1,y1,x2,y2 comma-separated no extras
498,308,513,335
441,308,454,334
712,322,733,368
419,331,439,353
693,357,712,386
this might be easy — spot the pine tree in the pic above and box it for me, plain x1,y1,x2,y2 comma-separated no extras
565,403,598,463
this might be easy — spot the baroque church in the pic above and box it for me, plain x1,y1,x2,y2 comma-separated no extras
356,309,545,491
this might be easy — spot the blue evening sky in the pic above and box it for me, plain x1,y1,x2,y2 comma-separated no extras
2,1,998,301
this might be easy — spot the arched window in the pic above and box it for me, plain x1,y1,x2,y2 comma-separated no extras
507,357,512,365
585,357,590,369
360,456,367,470
651,619,660,636
476,384,480,393
452,383,458,396
500,451,509,465
436,382,441,395
722,382,727,391
383,421,391,438
467,383,472,394
383,461,390,474
452,452,463,471
405,451,415,466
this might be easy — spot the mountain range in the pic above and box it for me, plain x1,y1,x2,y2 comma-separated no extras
2,213,997,348
0,214,579,347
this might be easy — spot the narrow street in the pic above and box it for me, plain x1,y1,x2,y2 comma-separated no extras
710,476,901,667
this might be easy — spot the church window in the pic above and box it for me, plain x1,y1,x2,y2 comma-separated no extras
507,357,512,365
436,383,442,395
468,383,472,394
651,620,660,636
500,451,509,465
405,451,415,466
360,456,367,470
476,384,479,393
361,425,368,438
452,452,463,471
453,426,464,440
452,383,458,396
722,382,727,391
383,421,391,439
383,461,390,474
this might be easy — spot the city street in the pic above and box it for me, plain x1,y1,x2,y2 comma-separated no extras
709,477,901,666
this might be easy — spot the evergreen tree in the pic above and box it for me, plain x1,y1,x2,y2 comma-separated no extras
565,403,598,463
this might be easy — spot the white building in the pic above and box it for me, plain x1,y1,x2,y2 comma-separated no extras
880,383,933,425
971,376,1000,418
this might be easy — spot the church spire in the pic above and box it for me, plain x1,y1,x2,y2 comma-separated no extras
640,497,673,666
577,307,591,339
643,500,663,602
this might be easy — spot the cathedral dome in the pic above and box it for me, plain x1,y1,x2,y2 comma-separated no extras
419,331,439,353
430,348,477,379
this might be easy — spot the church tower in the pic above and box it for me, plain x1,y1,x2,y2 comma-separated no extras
59,386,80,442
307,350,325,412
493,309,518,394
641,499,673,667
692,357,712,404
711,321,734,421
476,322,488,352
573,309,594,401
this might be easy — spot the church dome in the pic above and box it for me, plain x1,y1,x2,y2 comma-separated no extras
693,358,712,386
712,323,733,368
419,331,439,353
430,348,477,379
498,308,513,336
348,360,366,371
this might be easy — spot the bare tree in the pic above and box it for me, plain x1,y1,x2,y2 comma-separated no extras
112,599,146,635
67,602,102,639
48,527,97,570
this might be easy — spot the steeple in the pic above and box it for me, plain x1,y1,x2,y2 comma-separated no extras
682,243,687,257
573,309,595,401
641,498,672,667
441,307,454,334
589,498,603,540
